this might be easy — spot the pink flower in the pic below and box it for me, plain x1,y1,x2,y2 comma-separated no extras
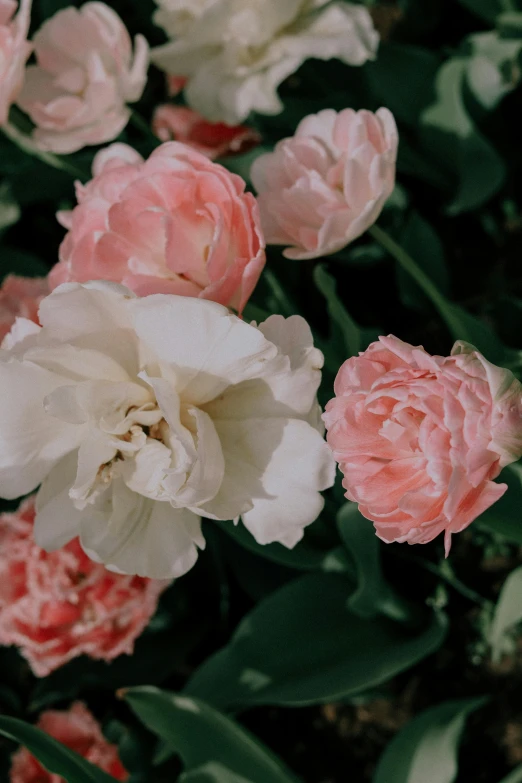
10,702,128,782
251,108,398,260
152,104,261,160
0,496,168,676
0,0,32,125
50,141,266,312
16,2,149,153
323,337,522,554
0,275,48,344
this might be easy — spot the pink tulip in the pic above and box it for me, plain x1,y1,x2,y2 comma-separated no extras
152,104,260,160
10,703,128,781
50,141,266,313
17,2,148,153
324,336,522,554
0,496,168,676
251,107,398,259
0,0,31,125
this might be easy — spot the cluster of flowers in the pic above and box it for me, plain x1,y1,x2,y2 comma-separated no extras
2,0,522,778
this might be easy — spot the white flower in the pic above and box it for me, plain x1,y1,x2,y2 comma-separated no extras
0,282,335,578
151,0,379,125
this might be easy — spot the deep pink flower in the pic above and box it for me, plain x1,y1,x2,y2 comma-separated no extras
0,275,48,344
50,141,265,313
152,104,260,160
10,702,128,782
323,336,522,553
0,496,168,676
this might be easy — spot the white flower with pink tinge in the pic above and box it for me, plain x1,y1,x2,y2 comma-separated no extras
17,2,148,153
0,282,335,578
251,107,398,260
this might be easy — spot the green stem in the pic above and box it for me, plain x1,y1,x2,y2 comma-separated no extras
2,122,86,179
395,549,489,605
369,223,463,339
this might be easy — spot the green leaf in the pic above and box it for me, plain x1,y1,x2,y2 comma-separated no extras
457,0,505,23
478,463,522,544
185,573,447,710
365,43,439,126
30,625,207,711
373,697,487,783
215,520,329,571
421,58,506,214
0,716,118,783
124,687,299,783
397,212,450,311
0,182,20,234
498,764,522,783
314,264,361,357
180,763,253,783
489,565,522,661
337,503,387,619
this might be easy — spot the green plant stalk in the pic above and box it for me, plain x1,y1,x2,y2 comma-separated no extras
369,223,464,340
2,123,86,179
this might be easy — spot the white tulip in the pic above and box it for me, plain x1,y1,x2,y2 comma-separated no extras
0,282,335,578
151,0,379,125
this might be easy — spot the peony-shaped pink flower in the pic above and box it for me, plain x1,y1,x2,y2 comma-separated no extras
0,0,32,125
16,2,149,154
323,336,522,554
251,108,398,259
0,496,167,676
50,141,266,312
10,702,128,782
152,104,261,160
0,275,48,344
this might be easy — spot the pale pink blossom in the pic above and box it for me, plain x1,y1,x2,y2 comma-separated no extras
323,337,522,554
251,107,398,259
0,496,167,676
0,275,48,344
16,2,149,153
152,104,261,160
10,702,128,782
50,141,266,312
0,0,32,125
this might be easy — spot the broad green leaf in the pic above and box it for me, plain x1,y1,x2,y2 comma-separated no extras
421,58,506,214
0,716,118,783
373,697,486,783
185,573,447,710
489,565,522,661
478,463,522,544
180,763,253,783
124,687,299,783
397,212,450,311
498,765,522,783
